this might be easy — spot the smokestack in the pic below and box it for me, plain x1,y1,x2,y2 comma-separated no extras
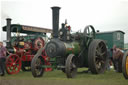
51,6,60,38
6,18,11,47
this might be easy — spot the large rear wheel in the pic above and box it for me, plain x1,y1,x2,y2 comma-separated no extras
88,39,108,74
65,54,77,78
5,54,21,74
122,51,128,79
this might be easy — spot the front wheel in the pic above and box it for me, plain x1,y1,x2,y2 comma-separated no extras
122,51,128,79
65,54,77,78
5,54,21,74
31,55,45,77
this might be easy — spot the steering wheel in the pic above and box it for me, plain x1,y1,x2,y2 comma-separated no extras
83,25,96,46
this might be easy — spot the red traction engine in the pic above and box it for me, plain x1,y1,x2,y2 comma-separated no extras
2,18,52,74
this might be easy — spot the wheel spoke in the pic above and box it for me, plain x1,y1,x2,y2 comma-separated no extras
96,49,101,56
99,44,104,51
10,57,14,62
15,62,19,64
88,28,90,33
101,51,106,56
96,44,106,60
97,45,102,53
101,60,105,64
6,62,12,65
15,58,19,63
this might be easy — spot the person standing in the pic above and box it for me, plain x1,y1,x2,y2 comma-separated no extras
0,42,7,76
113,45,124,72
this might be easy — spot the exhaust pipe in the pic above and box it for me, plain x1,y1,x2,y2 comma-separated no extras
6,18,11,47
51,6,60,38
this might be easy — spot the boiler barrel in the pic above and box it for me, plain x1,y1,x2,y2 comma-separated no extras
46,39,80,58
64,42,80,56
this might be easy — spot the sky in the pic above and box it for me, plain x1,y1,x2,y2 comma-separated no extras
1,0,128,43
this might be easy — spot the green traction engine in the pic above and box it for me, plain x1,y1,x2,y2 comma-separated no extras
31,6,108,78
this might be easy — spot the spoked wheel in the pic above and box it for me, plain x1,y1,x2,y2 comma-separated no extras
83,25,95,46
88,39,108,74
34,37,44,50
122,51,128,79
21,61,31,71
31,55,45,77
66,54,77,78
5,54,21,74
31,47,45,77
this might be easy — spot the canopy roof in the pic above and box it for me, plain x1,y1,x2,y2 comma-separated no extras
3,24,52,34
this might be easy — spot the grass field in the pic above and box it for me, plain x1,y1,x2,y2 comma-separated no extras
0,68,128,85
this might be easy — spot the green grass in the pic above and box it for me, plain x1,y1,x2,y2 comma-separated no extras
0,68,128,85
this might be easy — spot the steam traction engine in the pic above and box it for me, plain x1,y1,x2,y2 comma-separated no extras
31,7,108,78
122,50,128,79
2,19,52,74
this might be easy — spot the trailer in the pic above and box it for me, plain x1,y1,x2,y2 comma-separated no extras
96,30,125,49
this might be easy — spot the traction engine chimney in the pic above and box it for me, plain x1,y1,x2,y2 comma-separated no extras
51,6,60,38
6,18,12,47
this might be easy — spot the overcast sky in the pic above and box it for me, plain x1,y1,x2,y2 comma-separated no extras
1,0,128,43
